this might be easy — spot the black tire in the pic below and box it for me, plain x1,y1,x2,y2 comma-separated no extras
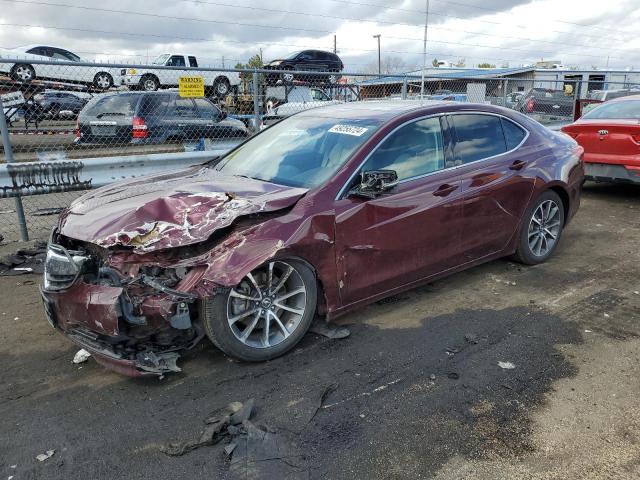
202,259,317,362
512,190,565,265
140,74,159,91
93,72,113,90
10,64,35,82
212,76,231,98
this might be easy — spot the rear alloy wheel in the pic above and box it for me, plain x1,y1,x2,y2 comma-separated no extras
93,72,113,90
513,190,565,265
140,75,159,91
213,77,231,97
10,64,35,82
202,260,317,361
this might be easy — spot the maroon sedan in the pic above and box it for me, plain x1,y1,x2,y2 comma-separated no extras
41,101,584,376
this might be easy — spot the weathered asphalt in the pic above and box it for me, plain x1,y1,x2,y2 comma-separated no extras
1,183,639,479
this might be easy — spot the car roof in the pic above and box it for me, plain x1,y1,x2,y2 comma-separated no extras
609,94,640,103
294,99,480,121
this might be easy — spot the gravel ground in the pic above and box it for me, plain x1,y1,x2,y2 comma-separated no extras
0,182,639,480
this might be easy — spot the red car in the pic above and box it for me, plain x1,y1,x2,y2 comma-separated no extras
41,101,584,376
562,95,640,184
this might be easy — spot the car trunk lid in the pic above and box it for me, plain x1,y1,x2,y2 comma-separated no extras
562,120,640,161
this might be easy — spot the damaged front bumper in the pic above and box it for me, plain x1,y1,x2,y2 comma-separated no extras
41,238,207,377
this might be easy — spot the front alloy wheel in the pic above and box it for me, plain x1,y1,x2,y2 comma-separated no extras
202,260,317,361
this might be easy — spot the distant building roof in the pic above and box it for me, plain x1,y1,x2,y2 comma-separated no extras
357,67,535,85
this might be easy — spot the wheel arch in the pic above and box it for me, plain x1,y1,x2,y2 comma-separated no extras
545,182,571,223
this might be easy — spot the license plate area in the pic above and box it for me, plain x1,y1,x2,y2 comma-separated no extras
90,125,117,136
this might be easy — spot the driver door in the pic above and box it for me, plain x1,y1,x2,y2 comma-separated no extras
334,116,465,306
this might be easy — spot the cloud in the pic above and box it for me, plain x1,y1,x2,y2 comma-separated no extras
0,0,638,71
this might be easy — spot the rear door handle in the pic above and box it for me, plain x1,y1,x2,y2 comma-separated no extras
433,183,458,197
509,160,527,171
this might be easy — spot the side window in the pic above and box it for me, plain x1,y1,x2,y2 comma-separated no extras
171,98,197,117
360,117,445,182
298,51,313,61
168,56,186,67
500,118,527,150
194,98,220,119
451,114,507,164
188,56,198,67
139,94,171,116
26,47,44,56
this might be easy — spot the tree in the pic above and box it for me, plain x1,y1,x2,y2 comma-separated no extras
364,55,416,75
432,58,439,67
477,63,496,69
235,54,263,79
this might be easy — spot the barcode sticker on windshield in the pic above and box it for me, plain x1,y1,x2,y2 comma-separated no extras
329,124,368,136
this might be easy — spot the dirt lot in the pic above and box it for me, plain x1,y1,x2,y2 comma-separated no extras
1,183,639,480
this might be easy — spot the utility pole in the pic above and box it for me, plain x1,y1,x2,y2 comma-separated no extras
373,34,381,75
333,35,337,54
260,48,263,63
420,0,430,101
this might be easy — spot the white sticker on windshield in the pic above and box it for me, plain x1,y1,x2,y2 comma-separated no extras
328,124,368,136
279,129,306,136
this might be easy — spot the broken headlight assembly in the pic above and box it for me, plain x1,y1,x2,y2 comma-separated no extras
44,243,91,291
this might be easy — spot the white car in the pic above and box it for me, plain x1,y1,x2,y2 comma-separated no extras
0,45,118,89
262,87,343,127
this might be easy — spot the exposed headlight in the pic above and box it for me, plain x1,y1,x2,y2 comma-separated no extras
44,244,89,290
270,61,281,66
127,68,137,75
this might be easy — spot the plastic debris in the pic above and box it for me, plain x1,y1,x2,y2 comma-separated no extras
584,329,592,333
309,319,350,339
36,450,55,462
429,374,436,381
498,361,516,369
72,349,91,364
447,372,460,380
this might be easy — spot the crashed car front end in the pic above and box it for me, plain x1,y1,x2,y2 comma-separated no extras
40,166,310,377
41,233,208,376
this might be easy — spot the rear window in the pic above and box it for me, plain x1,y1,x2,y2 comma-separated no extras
501,118,527,150
583,100,640,119
84,94,139,117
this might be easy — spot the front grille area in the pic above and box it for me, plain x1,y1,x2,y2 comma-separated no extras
44,243,91,290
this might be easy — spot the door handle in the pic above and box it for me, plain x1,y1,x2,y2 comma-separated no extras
509,160,527,171
433,183,458,197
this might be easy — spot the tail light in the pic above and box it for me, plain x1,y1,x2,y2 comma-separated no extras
74,118,80,139
132,116,148,138
526,98,535,113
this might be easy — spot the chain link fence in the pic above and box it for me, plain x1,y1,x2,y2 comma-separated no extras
2,58,639,243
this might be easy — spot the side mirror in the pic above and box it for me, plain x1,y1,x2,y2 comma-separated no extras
349,170,399,199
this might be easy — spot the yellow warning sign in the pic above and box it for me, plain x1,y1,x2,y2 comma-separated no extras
179,76,205,97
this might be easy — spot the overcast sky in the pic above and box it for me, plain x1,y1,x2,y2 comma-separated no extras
1,0,639,71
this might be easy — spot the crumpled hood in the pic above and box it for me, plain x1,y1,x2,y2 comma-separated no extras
59,166,307,252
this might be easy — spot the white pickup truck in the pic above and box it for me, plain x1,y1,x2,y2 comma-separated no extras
120,54,240,97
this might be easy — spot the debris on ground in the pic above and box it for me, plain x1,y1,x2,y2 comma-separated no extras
464,333,478,344
429,374,436,381
309,318,350,339
161,398,308,477
36,450,55,462
72,349,91,364
447,372,460,380
32,207,65,216
498,361,516,369
0,242,47,276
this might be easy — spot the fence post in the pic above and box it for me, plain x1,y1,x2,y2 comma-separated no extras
502,79,509,107
571,82,579,121
252,70,260,132
401,76,408,100
0,95,29,241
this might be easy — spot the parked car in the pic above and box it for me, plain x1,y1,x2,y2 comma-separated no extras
42,101,584,376
561,95,640,184
515,88,574,117
120,54,240,97
587,88,639,102
428,93,467,102
505,92,524,109
264,50,343,85
0,45,117,89
262,87,342,127
75,91,248,145
35,91,88,118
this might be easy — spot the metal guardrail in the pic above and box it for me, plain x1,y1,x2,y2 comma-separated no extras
0,144,238,199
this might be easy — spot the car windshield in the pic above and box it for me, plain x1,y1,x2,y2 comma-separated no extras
285,51,303,60
84,94,139,117
152,54,171,65
216,115,381,188
582,100,640,119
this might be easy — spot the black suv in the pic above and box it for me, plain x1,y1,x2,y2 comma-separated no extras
36,91,88,118
75,91,248,145
264,50,344,85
